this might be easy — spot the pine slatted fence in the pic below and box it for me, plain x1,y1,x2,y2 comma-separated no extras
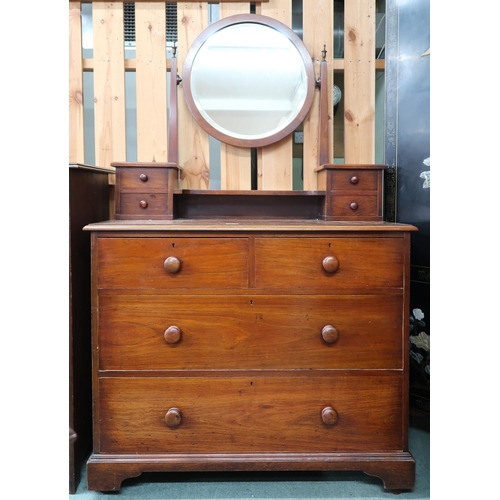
69,0,381,215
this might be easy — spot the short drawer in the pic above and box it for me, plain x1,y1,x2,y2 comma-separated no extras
330,194,379,218
328,169,379,191
98,295,403,370
97,237,249,289
255,237,404,291
118,166,173,192
98,374,403,454
117,193,169,219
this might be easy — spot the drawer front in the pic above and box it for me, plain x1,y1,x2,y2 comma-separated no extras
255,237,404,290
99,295,403,370
98,374,403,453
118,193,169,218
118,167,171,192
330,169,379,191
331,195,379,218
98,237,249,289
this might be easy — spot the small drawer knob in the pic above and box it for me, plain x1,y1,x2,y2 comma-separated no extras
164,326,181,344
350,202,359,211
139,200,148,209
321,325,339,344
322,255,339,273
350,176,359,185
139,173,148,182
321,406,339,426
164,256,181,274
165,407,182,428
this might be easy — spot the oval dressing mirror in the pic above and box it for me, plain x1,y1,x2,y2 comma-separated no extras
182,14,315,148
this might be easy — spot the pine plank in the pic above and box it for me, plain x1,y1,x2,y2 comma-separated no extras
92,2,127,168
177,2,210,189
69,1,85,164
135,2,168,162
259,0,293,190
219,2,252,190
302,0,333,189
344,0,376,164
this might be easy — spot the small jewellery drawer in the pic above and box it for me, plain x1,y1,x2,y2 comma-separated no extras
98,295,403,370
330,195,379,218
98,374,403,454
97,237,249,289
118,167,173,192
118,193,169,218
254,237,404,291
328,169,379,191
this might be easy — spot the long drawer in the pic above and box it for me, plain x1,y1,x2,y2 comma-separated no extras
98,294,403,370
98,374,404,454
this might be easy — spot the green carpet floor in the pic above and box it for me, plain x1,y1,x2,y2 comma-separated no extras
72,421,430,499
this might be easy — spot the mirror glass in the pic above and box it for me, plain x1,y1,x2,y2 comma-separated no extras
183,15,315,147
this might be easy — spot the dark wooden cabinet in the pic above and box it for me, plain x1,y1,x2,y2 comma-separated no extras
69,163,113,493
85,219,416,492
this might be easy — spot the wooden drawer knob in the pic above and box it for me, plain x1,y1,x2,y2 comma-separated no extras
321,406,339,426
139,173,148,182
165,408,182,428
322,255,339,273
321,325,339,344
164,256,181,274
350,175,359,185
164,326,181,344
139,200,148,209
350,202,359,211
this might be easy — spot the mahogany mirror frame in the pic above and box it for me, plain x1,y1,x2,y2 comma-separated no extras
182,14,316,148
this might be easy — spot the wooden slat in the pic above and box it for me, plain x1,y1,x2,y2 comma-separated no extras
135,2,168,162
71,0,269,2
302,0,333,189
259,0,293,191
343,0,376,164
219,2,252,190
92,2,127,168
177,2,210,189
69,1,85,164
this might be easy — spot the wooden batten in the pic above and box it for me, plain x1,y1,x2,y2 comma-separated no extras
92,3,127,169
302,0,333,190
177,2,210,189
259,0,293,191
135,2,168,162
343,0,376,164
69,1,85,164
219,2,252,190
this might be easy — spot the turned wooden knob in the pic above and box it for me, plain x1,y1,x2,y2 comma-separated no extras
164,326,181,344
321,325,339,344
165,408,182,428
164,256,181,274
321,406,338,426
322,255,339,273
350,202,359,211
350,175,359,185
139,200,148,209
139,173,148,182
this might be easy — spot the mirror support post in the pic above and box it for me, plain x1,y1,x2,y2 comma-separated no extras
168,48,180,166
318,45,329,167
